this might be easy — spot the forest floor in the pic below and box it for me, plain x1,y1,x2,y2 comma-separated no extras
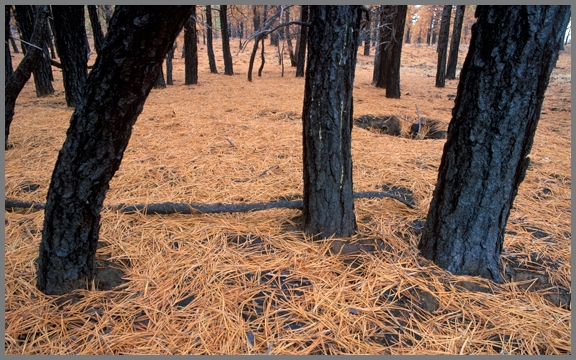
4,36,571,354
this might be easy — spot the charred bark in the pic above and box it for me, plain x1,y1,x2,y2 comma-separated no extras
5,6,14,83
87,5,105,54
36,5,194,295
220,5,234,75
295,5,309,77
302,6,362,239
184,7,199,85
154,66,166,89
166,41,175,85
435,5,452,87
446,5,466,80
51,5,88,108
385,5,407,99
419,5,570,283
205,5,218,74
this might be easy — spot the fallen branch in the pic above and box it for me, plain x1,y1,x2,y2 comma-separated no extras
5,191,415,215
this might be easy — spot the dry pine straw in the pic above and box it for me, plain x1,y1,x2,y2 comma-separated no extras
4,38,571,354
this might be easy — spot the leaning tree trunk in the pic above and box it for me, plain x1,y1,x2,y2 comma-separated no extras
302,5,362,239
36,5,194,296
5,6,14,84
419,5,570,283
220,5,234,75
385,5,407,99
184,7,199,85
87,5,105,54
14,5,54,97
5,5,49,150
205,5,218,74
295,5,309,77
51,5,88,108
435,5,452,87
446,5,466,80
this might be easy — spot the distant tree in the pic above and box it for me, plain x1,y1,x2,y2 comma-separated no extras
184,7,199,85
446,5,466,80
302,5,362,239
220,5,234,75
51,5,88,108
14,5,54,97
5,5,49,149
363,8,372,56
87,5,105,54
419,5,570,283
36,5,194,296
166,41,175,85
284,7,297,66
205,5,218,74
5,6,14,83
435,5,452,87
295,5,309,77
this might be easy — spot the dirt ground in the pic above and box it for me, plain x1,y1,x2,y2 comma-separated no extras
4,34,571,354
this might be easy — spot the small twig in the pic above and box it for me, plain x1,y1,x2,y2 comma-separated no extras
415,104,422,140
11,36,43,51
225,137,235,147
265,342,273,355
256,165,279,178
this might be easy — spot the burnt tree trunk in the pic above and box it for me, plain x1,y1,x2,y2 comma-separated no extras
363,11,371,56
285,7,296,67
419,5,570,283
302,5,362,239
220,5,234,75
435,5,452,87
51,5,88,108
102,5,113,25
166,41,175,85
258,37,265,76
385,5,407,99
295,5,309,77
154,66,166,89
5,5,49,150
36,5,194,295
87,5,105,54
446,5,466,80
5,6,14,83
184,7,199,85
205,5,218,74
15,5,54,97
374,5,394,88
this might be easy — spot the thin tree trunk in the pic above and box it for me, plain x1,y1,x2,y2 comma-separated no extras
166,41,175,85
184,7,198,85
363,11,371,56
446,5,466,80
36,5,194,295
419,5,570,283
87,5,105,54
220,5,234,75
205,5,218,73
258,37,265,76
435,5,452,87
285,7,296,67
5,6,14,83
302,6,362,239
154,66,166,88
295,5,309,77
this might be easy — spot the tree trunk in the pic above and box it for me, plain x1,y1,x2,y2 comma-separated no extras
5,6,14,84
419,5,570,283
36,5,194,296
405,27,411,44
363,10,371,56
295,5,309,77
375,5,394,88
220,5,234,75
45,24,56,59
435,5,452,87
446,5,466,80
51,5,88,108
166,41,175,85
5,5,49,150
154,66,166,88
302,5,362,239
10,33,21,53
385,5,407,99
258,37,265,76
205,5,218,73
87,5,105,54
184,7,199,85
14,5,54,97
285,7,296,67
102,5,113,25
247,33,263,82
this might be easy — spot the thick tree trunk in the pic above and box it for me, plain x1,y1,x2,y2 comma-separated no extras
51,5,88,108
446,5,466,80
302,6,362,239
184,7,199,85
205,5,218,74
295,5,309,77
36,5,194,295
435,5,452,87
5,6,14,84
419,6,570,283
375,5,394,88
220,5,234,75
5,5,49,150
87,5,105,54
15,5,54,97
385,5,407,99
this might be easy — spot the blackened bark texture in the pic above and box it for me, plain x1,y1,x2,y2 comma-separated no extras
46,24,56,59
166,41,175,85
36,5,194,295
102,5,113,25
47,14,59,58
6,6,14,84
446,5,466,80
405,27,411,44
205,5,218,74
51,5,88,108
374,5,394,88
385,5,407,98
363,12,371,56
285,7,296,67
184,7,199,85
15,5,54,97
5,6,49,150
419,6,570,283
295,5,309,77
87,5,105,54
302,6,362,239
258,38,266,77
435,5,452,87
154,66,166,88
220,5,234,75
